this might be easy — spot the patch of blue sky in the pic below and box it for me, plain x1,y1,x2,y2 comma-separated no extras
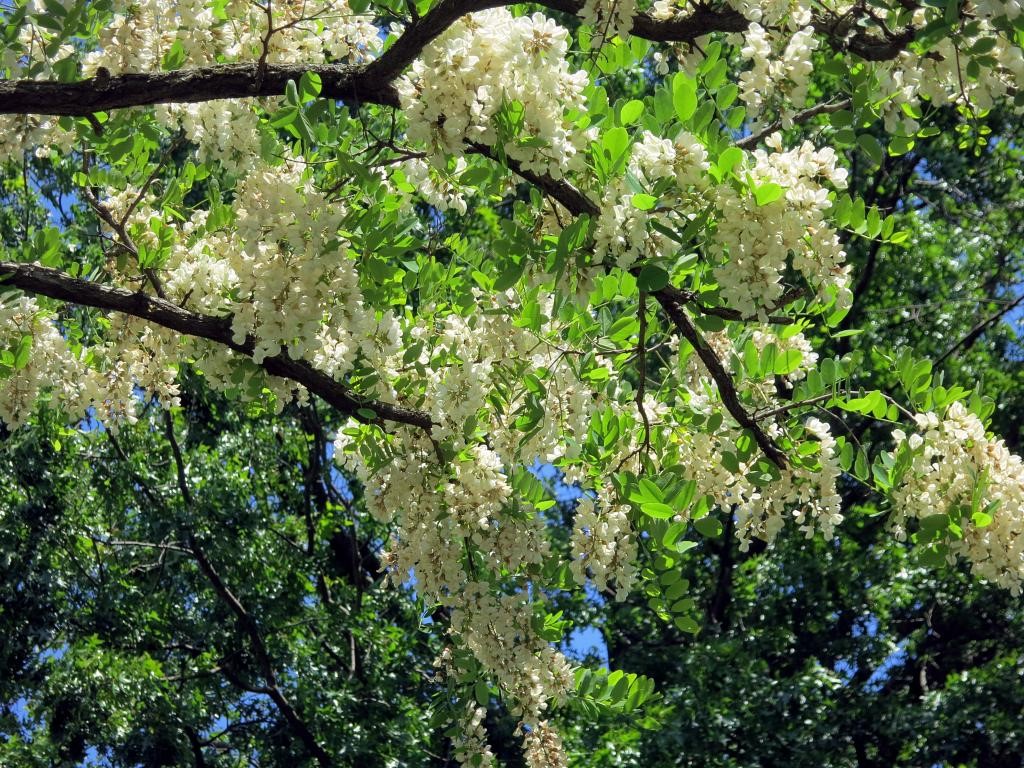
563,625,610,668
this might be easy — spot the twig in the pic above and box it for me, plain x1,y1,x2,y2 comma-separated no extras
737,98,853,149
661,297,787,468
936,293,1024,366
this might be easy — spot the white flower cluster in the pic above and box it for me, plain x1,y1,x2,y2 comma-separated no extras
673,335,842,546
405,292,595,457
337,433,574,750
80,0,379,76
26,157,404,420
875,4,1024,131
523,721,569,768
735,416,844,545
229,162,400,371
712,135,850,317
676,415,843,548
650,0,693,22
104,318,183,415
452,703,496,768
728,0,819,26
0,297,102,428
570,490,638,601
158,100,263,171
165,160,398,379
0,13,77,161
726,1,1024,136
0,296,186,430
738,23,818,127
400,158,470,215
578,0,637,49
331,291,633,765
891,402,1024,594
452,586,575,722
398,10,594,179
593,130,710,270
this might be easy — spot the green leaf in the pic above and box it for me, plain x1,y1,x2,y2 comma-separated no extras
474,681,490,706
858,134,884,165
459,166,491,187
716,146,743,177
13,335,32,370
694,516,723,538
600,127,631,179
556,214,590,264
299,70,322,101
285,78,300,106
493,261,524,291
636,265,669,292
161,40,187,71
620,99,644,125
674,616,700,633
721,452,740,474
641,501,676,520
270,106,299,128
672,72,697,122
854,449,869,481
631,194,658,211
754,183,784,206
830,109,855,129
773,349,803,376
610,673,630,702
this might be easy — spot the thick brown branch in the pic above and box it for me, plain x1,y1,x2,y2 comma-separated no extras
0,3,924,118
0,62,399,115
0,261,434,432
467,140,600,217
547,0,914,59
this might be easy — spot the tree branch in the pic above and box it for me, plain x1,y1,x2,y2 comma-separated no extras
660,297,788,468
936,292,1024,367
468,144,789,467
736,98,853,149
0,2,927,118
163,412,334,768
0,62,399,115
0,260,434,433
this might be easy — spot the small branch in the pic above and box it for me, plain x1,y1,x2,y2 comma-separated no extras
736,98,853,149
90,536,193,555
471,143,789,468
80,183,167,299
753,391,837,422
935,293,1024,367
122,132,187,224
660,297,787,468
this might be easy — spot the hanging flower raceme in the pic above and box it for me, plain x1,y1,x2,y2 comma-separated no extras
891,402,1024,595
397,9,594,179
